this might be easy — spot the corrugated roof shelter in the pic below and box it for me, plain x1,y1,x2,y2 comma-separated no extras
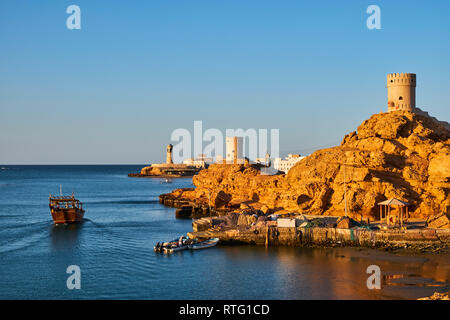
377,198,409,228
378,198,409,206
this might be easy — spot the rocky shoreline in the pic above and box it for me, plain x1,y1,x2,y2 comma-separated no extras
159,192,450,254
159,188,226,218
159,190,450,253
158,111,450,253
163,111,449,220
129,163,202,178
128,173,197,178
188,216,450,254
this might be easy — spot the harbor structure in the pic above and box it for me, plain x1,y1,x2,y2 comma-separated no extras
129,144,202,177
387,73,416,112
273,154,305,173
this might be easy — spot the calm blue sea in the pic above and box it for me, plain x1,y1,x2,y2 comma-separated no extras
0,165,448,299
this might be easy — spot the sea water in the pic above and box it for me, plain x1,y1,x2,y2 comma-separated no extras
0,165,448,299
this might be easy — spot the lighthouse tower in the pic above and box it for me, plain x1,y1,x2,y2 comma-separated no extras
166,144,173,164
387,73,416,112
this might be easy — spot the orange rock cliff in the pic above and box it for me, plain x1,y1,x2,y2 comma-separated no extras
166,111,450,219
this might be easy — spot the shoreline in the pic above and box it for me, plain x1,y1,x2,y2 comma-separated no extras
159,193,450,254
188,221,450,254
128,173,198,178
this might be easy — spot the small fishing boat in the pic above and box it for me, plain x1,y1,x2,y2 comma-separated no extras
164,243,189,253
164,237,198,253
154,236,191,253
188,238,219,250
154,242,166,252
154,237,181,252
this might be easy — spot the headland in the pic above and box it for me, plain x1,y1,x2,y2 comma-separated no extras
128,164,202,178
159,109,450,253
129,143,204,178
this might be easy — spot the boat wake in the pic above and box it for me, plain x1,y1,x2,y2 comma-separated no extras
85,200,159,205
0,221,50,254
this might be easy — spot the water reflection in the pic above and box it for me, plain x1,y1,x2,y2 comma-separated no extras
50,221,85,251
217,246,450,299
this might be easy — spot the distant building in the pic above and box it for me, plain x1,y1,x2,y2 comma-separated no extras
136,144,202,177
225,136,244,164
216,154,245,164
273,154,305,173
183,154,213,168
215,155,224,163
255,153,271,167
260,166,280,176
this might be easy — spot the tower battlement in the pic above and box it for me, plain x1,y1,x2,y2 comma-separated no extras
387,73,416,86
387,73,416,112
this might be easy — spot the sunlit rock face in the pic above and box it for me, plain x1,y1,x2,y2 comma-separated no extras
173,111,450,219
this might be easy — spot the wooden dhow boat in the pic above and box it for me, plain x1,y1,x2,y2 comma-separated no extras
49,192,85,224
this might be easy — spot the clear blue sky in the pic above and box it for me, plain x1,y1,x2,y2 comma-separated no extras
1,0,449,164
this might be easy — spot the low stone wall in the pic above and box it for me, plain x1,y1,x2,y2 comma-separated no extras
188,226,450,251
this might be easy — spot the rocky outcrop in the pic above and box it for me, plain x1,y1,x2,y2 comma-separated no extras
426,213,450,229
336,216,358,229
418,291,450,300
128,164,202,177
164,111,450,219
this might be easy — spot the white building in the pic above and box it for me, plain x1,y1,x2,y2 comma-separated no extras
225,136,244,163
273,154,305,173
183,154,213,168
255,153,271,167
216,155,245,164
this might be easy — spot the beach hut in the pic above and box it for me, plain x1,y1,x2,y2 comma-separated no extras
378,198,409,228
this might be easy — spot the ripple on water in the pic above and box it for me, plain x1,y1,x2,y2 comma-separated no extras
0,221,51,254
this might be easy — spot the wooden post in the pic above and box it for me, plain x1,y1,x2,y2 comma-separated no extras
388,205,391,225
402,207,404,227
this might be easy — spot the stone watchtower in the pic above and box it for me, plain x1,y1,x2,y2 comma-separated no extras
387,73,416,112
166,144,173,164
